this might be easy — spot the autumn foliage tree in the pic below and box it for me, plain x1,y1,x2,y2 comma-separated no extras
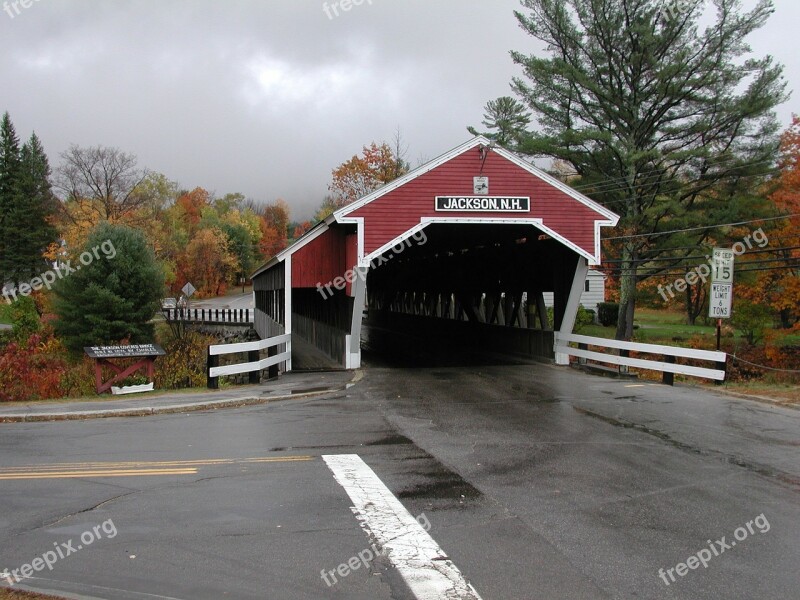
740,116,800,329
259,198,290,259
292,220,312,239
175,187,210,234
183,228,238,297
328,142,408,208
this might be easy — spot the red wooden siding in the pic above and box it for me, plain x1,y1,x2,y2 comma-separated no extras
347,151,600,256
291,228,360,291
292,228,348,289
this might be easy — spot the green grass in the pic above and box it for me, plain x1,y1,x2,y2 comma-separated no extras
0,303,12,325
576,308,736,349
633,309,719,344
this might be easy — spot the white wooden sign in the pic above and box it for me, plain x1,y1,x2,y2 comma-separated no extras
711,248,734,284
709,248,734,319
709,283,733,319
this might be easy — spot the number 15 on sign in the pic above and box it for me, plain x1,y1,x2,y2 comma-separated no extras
712,248,734,284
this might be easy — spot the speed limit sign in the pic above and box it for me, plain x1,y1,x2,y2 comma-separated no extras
709,249,734,319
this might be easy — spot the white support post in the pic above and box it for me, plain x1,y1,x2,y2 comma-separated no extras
555,258,589,365
346,266,368,369
284,255,293,372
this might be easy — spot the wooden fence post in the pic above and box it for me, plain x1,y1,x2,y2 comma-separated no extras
578,343,587,365
207,347,219,390
662,355,675,386
248,349,260,384
268,344,279,380
619,349,629,374
715,357,726,386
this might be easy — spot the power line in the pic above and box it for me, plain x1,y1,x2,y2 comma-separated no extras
567,156,778,199
601,235,800,253
598,263,799,276
602,246,800,264
561,154,777,195
603,214,800,241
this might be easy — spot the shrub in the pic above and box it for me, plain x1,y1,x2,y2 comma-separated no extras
154,330,215,390
597,302,619,327
58,357,98,398
732,300,773,346
574,305,596,331
0,332,65,401
10,295,41,341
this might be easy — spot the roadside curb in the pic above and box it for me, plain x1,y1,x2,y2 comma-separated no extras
0,370,363,423
709,387,800,409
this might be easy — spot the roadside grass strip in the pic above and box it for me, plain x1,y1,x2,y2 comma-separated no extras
323,454,483,600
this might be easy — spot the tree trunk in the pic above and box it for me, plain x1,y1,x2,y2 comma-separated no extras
779,308,792,329
615,243,637,340
685,282,705,326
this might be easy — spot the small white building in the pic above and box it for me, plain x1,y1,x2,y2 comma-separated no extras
543,269,606,313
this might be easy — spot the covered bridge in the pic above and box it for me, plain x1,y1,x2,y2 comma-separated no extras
251,136,619,371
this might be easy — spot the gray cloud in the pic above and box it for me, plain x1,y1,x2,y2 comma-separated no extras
1,0,795,219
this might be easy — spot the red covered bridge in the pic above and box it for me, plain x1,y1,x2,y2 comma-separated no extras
251,136,619,370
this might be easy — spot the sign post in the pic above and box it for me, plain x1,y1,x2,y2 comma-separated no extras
182,282,196,317
709,249,734,325
180,282,197,377
708,249,734,384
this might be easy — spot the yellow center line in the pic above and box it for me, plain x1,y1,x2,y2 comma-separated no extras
0,456,315,479
0,469,198,480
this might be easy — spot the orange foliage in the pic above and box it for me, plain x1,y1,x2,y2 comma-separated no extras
259,199,290,259
329,142,405,206
0,332,94,402
183,228,238,297
739,116,800,327
176,188,210,233
293,220,312,239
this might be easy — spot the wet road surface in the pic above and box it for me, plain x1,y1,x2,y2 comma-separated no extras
0,360,797,599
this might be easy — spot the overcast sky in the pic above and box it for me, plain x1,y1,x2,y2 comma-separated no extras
1,0,797,220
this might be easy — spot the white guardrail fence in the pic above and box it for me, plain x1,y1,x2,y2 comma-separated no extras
555,333,727,385
207,333,291,389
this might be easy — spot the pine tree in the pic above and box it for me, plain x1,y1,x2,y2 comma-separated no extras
11,132,58,283
0,112,21,286
52,223,165,353
506,0,787,339
468,96,531,149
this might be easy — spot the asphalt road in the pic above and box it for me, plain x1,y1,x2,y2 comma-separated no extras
185,292,254,311
0,360,797,599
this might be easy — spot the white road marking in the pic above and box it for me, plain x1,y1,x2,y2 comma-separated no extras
323,454,482,600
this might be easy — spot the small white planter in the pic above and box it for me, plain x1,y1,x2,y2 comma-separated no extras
111,382,154,395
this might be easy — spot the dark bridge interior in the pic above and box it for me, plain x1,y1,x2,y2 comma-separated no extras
363,223,582,367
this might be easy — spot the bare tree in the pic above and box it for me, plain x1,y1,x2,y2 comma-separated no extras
55,145,150,222
391,126,410,179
